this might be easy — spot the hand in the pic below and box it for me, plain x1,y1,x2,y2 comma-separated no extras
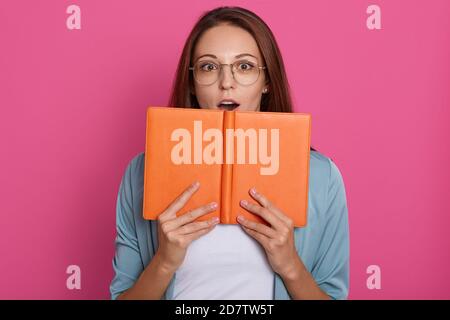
155,181,219,274
237,187,301,280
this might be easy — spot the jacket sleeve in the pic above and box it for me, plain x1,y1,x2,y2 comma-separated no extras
311,159,350,300
109,157,144,300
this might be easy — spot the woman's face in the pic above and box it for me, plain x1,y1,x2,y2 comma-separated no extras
192,24,268,112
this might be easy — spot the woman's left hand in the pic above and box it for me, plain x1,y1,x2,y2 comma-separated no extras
237,187,301,280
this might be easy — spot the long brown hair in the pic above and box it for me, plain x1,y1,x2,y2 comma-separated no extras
168,6,316,151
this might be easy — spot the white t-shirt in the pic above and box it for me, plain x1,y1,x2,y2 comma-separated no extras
172,224,275,299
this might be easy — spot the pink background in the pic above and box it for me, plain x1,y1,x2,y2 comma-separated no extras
0,0,449,299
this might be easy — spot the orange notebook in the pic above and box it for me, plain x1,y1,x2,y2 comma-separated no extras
142,106,311,227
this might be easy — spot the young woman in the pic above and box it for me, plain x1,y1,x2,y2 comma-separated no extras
110,6,349,300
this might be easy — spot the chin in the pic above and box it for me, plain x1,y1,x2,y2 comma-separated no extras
237,106,259,112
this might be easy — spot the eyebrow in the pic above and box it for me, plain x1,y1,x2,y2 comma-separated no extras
195,53,258,62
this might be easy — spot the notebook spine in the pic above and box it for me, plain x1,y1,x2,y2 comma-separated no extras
220,111,234,224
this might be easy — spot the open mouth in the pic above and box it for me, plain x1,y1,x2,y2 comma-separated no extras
218,101,240,111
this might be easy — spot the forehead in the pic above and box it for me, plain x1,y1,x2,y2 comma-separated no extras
193,24,262,62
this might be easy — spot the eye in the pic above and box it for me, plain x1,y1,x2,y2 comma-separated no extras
199,62,218,72
236,61,255,71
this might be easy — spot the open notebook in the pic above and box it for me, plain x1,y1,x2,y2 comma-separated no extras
142,106,311,227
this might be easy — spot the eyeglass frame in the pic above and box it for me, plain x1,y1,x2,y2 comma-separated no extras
188,60,267,86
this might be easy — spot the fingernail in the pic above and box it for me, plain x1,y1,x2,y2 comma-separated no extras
240,200,248,206
250,187,257,195
193,181,200,187
210,202,218,209
237,215,244,222
212,217,220,224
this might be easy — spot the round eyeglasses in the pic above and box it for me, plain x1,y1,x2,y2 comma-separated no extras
189,60,266,86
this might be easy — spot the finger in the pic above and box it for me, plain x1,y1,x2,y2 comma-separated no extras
237,215,277,239
164,202,218,232
240,200,284,230
241,225,270,249
159,181,200,222
184,224,216,243
249,187,292,226
176,217,220,235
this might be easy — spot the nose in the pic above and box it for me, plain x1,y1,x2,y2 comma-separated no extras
218,64,236,90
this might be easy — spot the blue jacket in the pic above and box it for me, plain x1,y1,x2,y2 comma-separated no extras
110,150,350,300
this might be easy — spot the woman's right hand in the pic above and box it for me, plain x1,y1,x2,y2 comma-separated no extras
155,181,219,274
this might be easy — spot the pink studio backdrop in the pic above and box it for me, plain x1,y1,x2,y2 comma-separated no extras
0,0,449,299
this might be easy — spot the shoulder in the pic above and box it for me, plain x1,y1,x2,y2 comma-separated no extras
124,150,345,199
117,152,146,222
122,150,346,218
124,150,345,193
126,151,146,207
310,150,345,187
125,151,145,178
308,150,347,216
